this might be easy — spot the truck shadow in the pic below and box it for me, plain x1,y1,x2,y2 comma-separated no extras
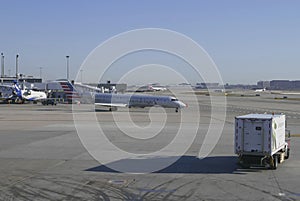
85,155,247,174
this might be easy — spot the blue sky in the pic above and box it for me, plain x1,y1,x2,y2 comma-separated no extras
0,1,299,84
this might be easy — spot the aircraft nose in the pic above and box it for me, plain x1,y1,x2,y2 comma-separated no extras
178,101,187,108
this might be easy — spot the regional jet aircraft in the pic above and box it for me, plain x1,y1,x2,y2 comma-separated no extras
0,81,47,103
57,80,187,112
254,88,266,92
148,85,167,91
94,93,186,112
13,81,47,102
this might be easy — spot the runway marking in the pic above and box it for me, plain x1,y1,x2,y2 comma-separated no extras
108,180,127,185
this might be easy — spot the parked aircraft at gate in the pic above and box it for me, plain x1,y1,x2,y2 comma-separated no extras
13,81,47,102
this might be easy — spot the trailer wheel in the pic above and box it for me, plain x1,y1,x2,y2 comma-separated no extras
285,148,290,159
109,107,117,111
271,155,278,170
240,163,250,169
238,158,250,168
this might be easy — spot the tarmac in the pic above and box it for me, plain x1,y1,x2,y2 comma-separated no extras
0,90,299,201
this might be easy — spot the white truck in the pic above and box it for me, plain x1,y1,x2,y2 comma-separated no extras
235,114,290,169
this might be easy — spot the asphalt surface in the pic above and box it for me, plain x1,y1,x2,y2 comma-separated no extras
0,90,299,201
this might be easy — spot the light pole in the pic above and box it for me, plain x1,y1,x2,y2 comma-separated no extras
15,54,19,80
66,55,70,80
1,53,4,78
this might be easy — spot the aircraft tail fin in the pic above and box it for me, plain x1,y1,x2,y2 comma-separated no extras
13,81,22,98
57,80,81,103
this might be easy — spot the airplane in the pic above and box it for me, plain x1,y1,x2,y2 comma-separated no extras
1,81,47,103
94,93,187,112
57,80,187,112
148,85,167,91
134,84,167,92
254,88,266,92
13,81,47,102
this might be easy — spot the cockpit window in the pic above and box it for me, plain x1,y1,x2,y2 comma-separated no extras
171,98,178,101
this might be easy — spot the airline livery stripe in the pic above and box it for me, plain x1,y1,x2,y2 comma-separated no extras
58,81,81,100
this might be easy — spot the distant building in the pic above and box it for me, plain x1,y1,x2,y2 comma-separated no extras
257,81,270,89
195,82,219,89
0,76,42,84
269,80,300,90
224,84,256,90
270,80,290,90
291,80,300,89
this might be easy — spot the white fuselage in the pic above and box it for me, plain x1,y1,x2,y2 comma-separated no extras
21,89,47,101
95,93,186,109
149,86,167,91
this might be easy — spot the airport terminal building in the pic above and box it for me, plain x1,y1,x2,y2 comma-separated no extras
257,80,300,90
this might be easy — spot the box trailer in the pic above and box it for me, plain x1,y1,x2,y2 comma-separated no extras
235,114,290,169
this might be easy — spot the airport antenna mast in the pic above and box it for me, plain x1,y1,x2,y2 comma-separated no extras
66,55,70,81
15,54,19,80
1,53,4,78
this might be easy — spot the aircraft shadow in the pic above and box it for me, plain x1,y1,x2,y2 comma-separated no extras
94,109,113,112
85,155,243,174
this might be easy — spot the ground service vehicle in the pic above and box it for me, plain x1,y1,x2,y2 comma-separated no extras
42,99,57,106
235,114,290,169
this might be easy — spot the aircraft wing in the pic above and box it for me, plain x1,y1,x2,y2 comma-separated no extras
94,103,128,107
0,95,14,100
0,85,13,91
